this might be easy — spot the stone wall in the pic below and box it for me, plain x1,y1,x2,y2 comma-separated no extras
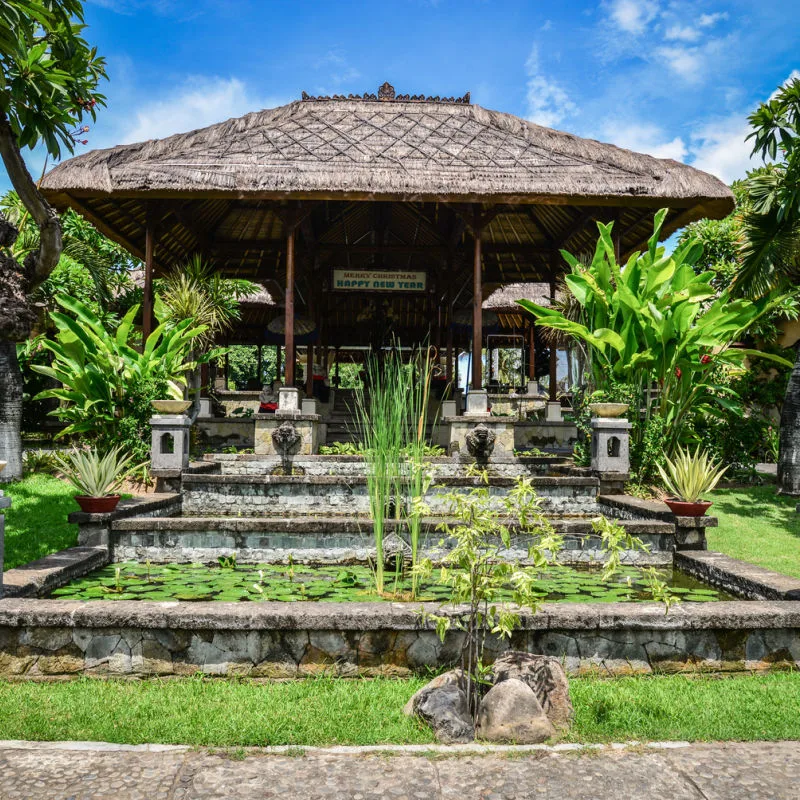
180,474,602,517
0,599,797,679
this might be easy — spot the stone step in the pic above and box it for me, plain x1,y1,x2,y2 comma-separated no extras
179,473,600,517
110,515,675,565
204,453,572,478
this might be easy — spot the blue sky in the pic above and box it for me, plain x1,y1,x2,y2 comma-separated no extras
5,0,800,192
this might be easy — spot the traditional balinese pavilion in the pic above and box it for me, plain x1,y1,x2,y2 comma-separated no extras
41,82,733,412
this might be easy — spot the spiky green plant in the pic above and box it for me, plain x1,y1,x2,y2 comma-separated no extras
54,446,144,497
656,446,728,503
352,350,407,594
404,345,438,597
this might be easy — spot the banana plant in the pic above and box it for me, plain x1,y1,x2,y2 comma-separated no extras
519,209,792,452
31,295,221,445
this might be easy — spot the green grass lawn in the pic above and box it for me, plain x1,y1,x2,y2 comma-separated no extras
2,474,78,570
707,486,800,578
0,673,798,746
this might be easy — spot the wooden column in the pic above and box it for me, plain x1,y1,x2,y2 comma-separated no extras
256,345,263,385
143,209,155,343
549,278,557,401
306,344,314,397
284,229,296,386
527,322,536,381
471,227,483,390
276,345,282,382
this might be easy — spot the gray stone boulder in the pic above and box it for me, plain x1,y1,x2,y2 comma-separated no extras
405,672,474,744
403,668,464,717
476,678,555,744
490,652,574,730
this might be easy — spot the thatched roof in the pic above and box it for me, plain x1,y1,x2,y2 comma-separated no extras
40,85,734,346
43,93,730,208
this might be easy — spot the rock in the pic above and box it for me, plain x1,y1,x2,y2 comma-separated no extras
403,668,464,716
491,651,574,730
476,678,555,744
415,684,475,744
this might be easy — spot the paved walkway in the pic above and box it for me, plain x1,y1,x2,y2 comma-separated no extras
0,739,798,799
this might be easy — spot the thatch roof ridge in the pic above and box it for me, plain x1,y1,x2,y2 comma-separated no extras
42,98,732,208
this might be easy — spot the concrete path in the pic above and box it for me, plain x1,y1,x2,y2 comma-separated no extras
0,739,798,799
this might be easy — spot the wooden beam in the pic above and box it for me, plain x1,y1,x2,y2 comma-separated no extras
548,276,557,401
285,228,296,386
559,208,597,249
472,221,483,389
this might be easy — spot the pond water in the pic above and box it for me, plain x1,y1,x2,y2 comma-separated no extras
49,561,733,603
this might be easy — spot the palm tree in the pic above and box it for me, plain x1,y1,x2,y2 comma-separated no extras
156,255,258,407
735,77,800,494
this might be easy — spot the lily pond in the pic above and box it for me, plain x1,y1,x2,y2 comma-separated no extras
49,562,732,603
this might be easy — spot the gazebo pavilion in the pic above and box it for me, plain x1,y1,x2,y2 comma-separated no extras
41,82,733,418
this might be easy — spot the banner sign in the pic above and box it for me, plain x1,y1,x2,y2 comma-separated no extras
332,269,427,292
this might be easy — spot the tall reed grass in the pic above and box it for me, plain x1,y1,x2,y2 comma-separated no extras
352,345,440,596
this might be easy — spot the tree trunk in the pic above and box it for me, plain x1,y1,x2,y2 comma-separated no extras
0,341,23,482
778,343,800,495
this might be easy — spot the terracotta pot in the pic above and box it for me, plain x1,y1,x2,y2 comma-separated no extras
74,495,121,514
664,498,712,517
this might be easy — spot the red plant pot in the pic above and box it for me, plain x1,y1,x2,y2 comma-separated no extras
74,495,121,514
664,498,712,517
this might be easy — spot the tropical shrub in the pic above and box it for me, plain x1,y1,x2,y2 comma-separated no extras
31,295,212,461
519,210,791,455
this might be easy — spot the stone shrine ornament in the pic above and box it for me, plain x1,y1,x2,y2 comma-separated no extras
271,421,301,456
466,424,496,460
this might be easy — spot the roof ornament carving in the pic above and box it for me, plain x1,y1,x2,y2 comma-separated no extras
301,82,471,104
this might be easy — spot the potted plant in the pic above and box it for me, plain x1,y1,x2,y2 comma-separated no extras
657,446,728,517
54,447,143,514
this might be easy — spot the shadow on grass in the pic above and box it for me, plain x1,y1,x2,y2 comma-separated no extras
3,475,79,570
712,486,800,540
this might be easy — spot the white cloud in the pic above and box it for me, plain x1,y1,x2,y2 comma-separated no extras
688,70,800,183
664,24,701,42
117,76,286,145
524,45,576,128
540,19,553,31
698,11,728,27
604,0,659,35
600,120,687,160
312,49,361,90
655,45,704,82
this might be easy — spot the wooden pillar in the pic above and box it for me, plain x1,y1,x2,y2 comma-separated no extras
256,345,263,385
285,229,296,386
143,209,155,343
224,351,230,389
306,344,314,397
471,227,483,390
549,278,557,401
445,307,453,383
334,347,340,385
276,345,282,382
528,322,536,381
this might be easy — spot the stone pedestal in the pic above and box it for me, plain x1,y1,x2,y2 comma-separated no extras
441,400,457,418
301,397,319,416
0,492,8,598
465,390,489,416
590,417,632,474
446,417,514,460
546,401,563,422
277,387,302,418
150,414,191,473
527,380,542,396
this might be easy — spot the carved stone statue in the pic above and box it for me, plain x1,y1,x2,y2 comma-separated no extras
466,424,496,461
